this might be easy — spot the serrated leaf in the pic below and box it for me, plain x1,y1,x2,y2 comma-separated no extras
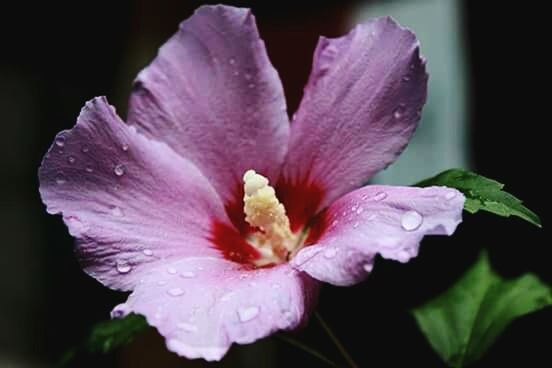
57,314,150,367
412,251,552,367
416,169,541,227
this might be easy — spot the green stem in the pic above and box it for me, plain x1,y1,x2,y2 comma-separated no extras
275,334,342,368
315,312,360,368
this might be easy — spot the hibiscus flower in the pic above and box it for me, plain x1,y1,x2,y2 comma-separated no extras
39,5,464,361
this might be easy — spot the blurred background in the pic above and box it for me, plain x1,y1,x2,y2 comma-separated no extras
0,0,549,367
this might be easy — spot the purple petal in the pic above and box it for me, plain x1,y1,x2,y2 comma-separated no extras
38,97,231,291
120,258,319,361
291,186,464,286
127,5,289,207
280,17,428,213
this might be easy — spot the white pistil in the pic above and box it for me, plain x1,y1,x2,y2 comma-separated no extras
243,170,295,265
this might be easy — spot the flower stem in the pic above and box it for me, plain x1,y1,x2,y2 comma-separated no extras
275,334,342,368
315,312,360,368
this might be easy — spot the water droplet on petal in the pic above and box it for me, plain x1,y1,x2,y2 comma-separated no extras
324,248,337,258
180,271,196,278
167,267,177,275
248,83,255,89
110,206,124,217
396,250,411,262
373,192,387,201
111,303,129,318
229,58,235,65
55,135,65,147
143,249,153,256
157,280,167,286
67,155,76,164
220,291,235,302
239,273,249,280
233,70,240,76
238,306,259,322
55,173,67,185
116,260,131,274
445,191,457,200
402,75,411,82
121,144,129,151
331,220,338,227
177,322,198,332
114,164,126,176
167,287,185,297
393,106,405,119
356,207,364,214
401,210,423,231
353,222,359,229
363,263,374,273
351,204,359,212
81,145,89,153
244,73,252,80
85,166,94,173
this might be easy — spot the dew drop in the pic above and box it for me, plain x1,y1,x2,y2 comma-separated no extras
81,145,89,153
238,306,259,322
351,204,359,212
373,192,387,201
445,191,457,200
229,58,236,65
116,260,131,274
85,166,94,173
167,267,177,275
331,220,338,227
180,271,196,278
167,287,185,297
393,106,405,119
396,250,411,262
177,322,198,332
110,206,124,217
401,210,423,231
244,73,252,80
157,280,167,286
356,207,364,214
143,249,153,256
353,222,359,229
233,70,240,76
248,83,255,89
67,155,76,164
363,263,374,273
111,303,129,318
114,164,126,176
402,75,411,82
121,144,129,152
324,248,337,258
55,135,65,147
55,173,67,185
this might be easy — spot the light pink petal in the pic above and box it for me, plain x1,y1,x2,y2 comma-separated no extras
119,258,319,361
280,17,428,216
38,97,231,291
291,186,464,286
127,5,289,207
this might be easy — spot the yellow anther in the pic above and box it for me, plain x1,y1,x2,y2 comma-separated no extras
243,170,294,262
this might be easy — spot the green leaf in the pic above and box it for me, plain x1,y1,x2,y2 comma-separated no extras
412,251,552,367
56,314,150,367
85,314,149,353
415,169,541,227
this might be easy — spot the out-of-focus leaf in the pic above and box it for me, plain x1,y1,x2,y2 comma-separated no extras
412,251,552,367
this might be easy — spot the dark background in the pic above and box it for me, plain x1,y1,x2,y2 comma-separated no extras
0,0,549,367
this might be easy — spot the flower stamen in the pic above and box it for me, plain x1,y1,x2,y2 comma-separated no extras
243,170,295,265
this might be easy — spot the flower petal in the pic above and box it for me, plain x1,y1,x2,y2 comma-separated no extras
127,5,289,205
119,258,319,361
280,17,428,217
291,186,464,286
38,97,231,291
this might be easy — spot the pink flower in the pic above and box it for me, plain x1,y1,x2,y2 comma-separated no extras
39,5,464,361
